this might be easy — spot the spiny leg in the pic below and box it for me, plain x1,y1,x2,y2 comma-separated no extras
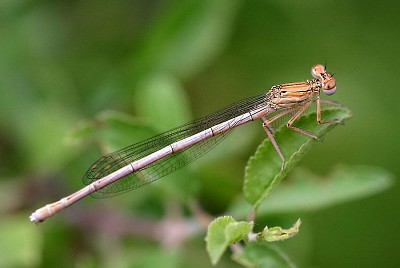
261,97,341,171
286,101,319,139
319,99,342,107
261,119,285,171
286,97,342,141
317,97,342,125
261,108,297,171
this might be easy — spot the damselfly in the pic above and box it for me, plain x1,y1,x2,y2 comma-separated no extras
30,64,340,223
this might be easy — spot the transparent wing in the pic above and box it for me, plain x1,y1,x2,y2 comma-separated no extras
83,92,268,198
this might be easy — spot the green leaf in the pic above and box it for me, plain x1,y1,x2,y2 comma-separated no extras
257,165,394,215
123,247,181,268
134,73,191,131
232,243,296,268
206,216,253,265
67,110,156,152
244,105,352,208
229,165,393,218
0,216,42,267
130,0,242,81
257,219,301,242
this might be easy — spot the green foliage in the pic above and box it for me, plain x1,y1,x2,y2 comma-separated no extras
2,1,398,267
244,105,352,208
257,165,394,215
257,219,301,242
229,165,394,218
0,216,42,267
204,105,364,266
134,74,192,131
232,243,296,268
206,217,301,266
68,110,156,153
129,0,242,82
206,216,253,265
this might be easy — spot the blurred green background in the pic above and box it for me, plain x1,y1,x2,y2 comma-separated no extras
1,0,399,267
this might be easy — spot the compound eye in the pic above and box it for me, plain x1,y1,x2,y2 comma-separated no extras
311,64,326,79
323,77,336,95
